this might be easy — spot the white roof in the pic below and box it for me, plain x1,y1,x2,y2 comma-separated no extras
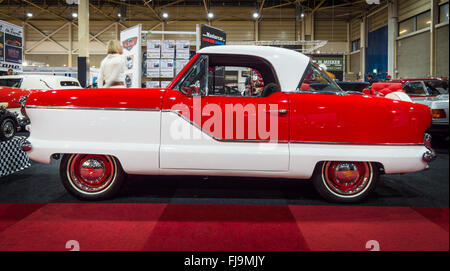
198,45,310,92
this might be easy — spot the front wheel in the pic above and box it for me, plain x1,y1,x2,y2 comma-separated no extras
60,154,126,200
312,161,379,203
0,118,17,141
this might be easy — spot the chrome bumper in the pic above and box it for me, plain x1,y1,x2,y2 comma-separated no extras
422,133,436,162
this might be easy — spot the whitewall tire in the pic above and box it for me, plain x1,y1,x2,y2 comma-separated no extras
312,161,379,203
60,154,126,200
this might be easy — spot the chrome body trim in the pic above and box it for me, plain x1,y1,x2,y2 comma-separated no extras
25,105,161,112
289,140,425,146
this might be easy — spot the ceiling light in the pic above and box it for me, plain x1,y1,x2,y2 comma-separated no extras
72,12,78,18
301,13,305,18
208,12,214,19
399,29,407,34
253,12,259,19
26,12,33,18
118,13,121,17
162,12,168,19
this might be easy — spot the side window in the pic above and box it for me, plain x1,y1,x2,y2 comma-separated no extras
60,81,80,87
403,81,426,95
177,55,208,96
208,66,264,97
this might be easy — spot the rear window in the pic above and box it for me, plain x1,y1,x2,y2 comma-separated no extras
0,78,22,88
60,81,80,87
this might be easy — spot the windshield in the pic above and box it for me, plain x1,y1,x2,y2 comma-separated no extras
0,78,21,88
297,61,343,93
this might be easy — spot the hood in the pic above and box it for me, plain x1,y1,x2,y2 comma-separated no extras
0,87,31,108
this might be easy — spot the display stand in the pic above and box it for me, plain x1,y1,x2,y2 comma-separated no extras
0,136,31,178
141,27,200,88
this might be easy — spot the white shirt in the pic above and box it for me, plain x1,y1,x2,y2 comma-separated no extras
98,54,126,88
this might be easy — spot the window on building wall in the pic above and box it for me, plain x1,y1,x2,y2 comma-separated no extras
351,39,360,52
439,3,449,23
399,17,415,36
416,11,431,30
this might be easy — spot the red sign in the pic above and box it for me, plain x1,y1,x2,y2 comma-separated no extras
122,37,138,51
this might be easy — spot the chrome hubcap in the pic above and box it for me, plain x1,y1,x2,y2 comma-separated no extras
68,154,116,193
79,158,106,183
323,161,372,196
2,121,14,138
333,163,360,186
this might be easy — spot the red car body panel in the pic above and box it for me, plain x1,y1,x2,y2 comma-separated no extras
0,87,30,108
26,88,166,110
287,93,430,144
161,89,290,141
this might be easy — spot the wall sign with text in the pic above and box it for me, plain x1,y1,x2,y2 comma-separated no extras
0,20,23,73
200,24,226,49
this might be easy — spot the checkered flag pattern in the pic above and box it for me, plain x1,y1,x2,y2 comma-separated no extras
0,136,31,178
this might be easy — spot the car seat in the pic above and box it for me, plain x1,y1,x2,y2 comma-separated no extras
261,83,281,97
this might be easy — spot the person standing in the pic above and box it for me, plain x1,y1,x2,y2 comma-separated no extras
98,40,126,88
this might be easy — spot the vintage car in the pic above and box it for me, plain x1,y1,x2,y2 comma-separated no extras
21,46,434,202
0,75,82,128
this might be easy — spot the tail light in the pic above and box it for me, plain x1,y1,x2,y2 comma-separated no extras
21,139,32,152
431,109,446,119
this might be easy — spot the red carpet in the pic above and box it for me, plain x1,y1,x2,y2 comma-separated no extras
0,203,447,251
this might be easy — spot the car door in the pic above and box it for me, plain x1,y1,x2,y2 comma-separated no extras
159,55,290,171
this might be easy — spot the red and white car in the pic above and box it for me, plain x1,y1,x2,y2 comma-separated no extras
22,46,435,202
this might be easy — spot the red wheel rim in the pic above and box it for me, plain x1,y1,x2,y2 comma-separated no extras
68,154,115,193
323,161,371,196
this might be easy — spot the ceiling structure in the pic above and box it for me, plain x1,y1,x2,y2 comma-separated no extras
0,0,385,22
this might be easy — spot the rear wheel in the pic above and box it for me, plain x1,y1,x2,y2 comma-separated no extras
60,154,126,200
312,161,379,203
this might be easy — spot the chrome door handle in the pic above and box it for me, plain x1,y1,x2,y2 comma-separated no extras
265,109,288,114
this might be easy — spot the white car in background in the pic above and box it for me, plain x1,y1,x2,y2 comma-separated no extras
0,74,81,90
0,75,82,128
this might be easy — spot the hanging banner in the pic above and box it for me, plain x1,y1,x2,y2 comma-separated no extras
161,81,172,88
176,40,190,59
0,20,23,73
175,59,189,75
120,24,142,88
309,54,345,81
160,59,174,78
146,40,161,59
145,81,160,88
199,24,226,49
146,59,160,78
161,40,175,59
